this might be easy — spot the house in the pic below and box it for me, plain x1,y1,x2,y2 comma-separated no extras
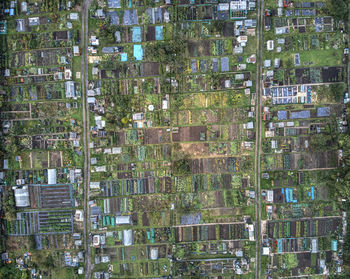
70,13,79,20
93,235,100,247
92,67,99,76
28,17,40,26
234,46,243,54
262,247,270,255
237,36,248,44
101,256,110,263
96,9,105,19
13,186,30,207
78,267,84,275
75,210,84,222
73,46,80,56
90,182,100,190
65,69,72,80
90,36,99,46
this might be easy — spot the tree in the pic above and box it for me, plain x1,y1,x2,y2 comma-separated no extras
325,0,349,22
283,253,298,269
0,262,25,279
172,156,191,176
99,18,117,43
147,32,187,73
329,83,346,102
212,20,226,33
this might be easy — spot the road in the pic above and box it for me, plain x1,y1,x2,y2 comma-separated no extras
81,0,92,278
254,0,264,278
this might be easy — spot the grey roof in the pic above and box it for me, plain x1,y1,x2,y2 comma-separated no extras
302,9,316,16
217,11,229,20
35,235,43,250
317,107,330,117
91,206,101,216
123,10,138,26
212,58,218,72
277,110,287,120
102,47,118,54
146,8,163,24
290,110,310,119
191,60,197,73
14,186,30,207
106,11,119,25
108,0,121,8
221,57,229,72
180,213,201,225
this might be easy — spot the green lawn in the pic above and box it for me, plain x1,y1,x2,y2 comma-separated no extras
299,48,343,67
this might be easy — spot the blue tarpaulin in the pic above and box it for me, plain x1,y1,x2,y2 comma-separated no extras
285,188,297,203
133,45,143,60
277,239,283,253
121,53,127,62
155,25,163,40
132,27,141,42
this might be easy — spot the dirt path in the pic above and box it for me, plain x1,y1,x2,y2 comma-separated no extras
82,1,92,278
254,0,264,278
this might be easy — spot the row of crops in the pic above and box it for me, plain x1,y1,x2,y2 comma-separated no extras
4,210,73,235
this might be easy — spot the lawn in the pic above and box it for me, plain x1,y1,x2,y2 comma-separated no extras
299,49,343,68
